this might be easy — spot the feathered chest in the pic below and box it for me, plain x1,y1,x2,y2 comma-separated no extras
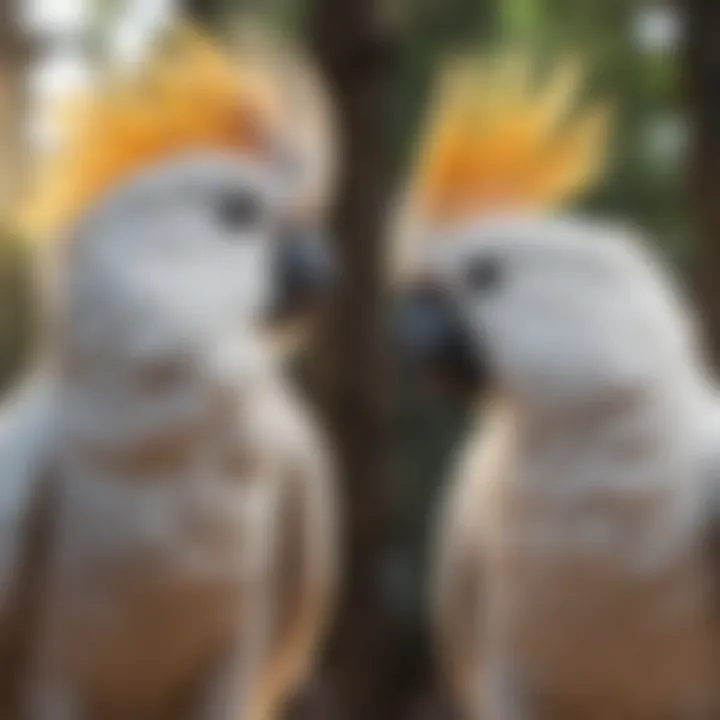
476,407,714,710
40,432,283,701
54,441,280,589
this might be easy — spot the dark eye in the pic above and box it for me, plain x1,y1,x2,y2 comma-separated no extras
463,256,503,294
217,192,263,231
140,357,191,394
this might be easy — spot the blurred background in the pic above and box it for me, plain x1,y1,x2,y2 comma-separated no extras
0,0,713,718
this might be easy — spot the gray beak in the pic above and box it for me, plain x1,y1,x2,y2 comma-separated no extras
269,228,337,324
395,281,487,394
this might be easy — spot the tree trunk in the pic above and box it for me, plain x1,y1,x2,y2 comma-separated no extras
686,0,720,364
307,2,410,718
0,0,30,216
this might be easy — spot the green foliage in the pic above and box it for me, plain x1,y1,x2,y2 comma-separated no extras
392,0,496,170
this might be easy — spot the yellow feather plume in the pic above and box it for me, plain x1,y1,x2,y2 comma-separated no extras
20,24,284,240
410,51,612,226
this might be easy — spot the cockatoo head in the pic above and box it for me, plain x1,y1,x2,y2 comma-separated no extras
21,26,334,392
18,26,335,445
394,51,696,411
57,153,330,381
399,216,697,412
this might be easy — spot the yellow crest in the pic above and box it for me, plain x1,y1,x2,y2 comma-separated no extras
21,24,284,239
409,51,612,226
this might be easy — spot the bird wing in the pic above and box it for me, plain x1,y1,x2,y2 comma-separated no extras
252,385,338,720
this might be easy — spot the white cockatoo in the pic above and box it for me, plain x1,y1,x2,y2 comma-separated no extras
397,54,720,718
0,26,338,720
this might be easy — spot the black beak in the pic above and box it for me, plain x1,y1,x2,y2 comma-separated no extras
269,228,337,324
395,281,487,395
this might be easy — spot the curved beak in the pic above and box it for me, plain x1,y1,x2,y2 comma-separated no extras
395,280,487,395
268,227,337,324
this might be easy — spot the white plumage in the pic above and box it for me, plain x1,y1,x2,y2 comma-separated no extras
0,153,337,719
420,216,720,718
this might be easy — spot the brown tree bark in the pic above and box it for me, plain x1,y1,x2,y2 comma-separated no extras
306,2,410,718
686,0,720,364
0,0,30,216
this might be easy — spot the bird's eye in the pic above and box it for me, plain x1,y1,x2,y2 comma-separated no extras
138,357,191,396
217,191,263,231
463,256,503,294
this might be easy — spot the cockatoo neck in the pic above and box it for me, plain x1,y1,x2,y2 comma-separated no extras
55,332,277,472
510,368,712,497
507,336,710,426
